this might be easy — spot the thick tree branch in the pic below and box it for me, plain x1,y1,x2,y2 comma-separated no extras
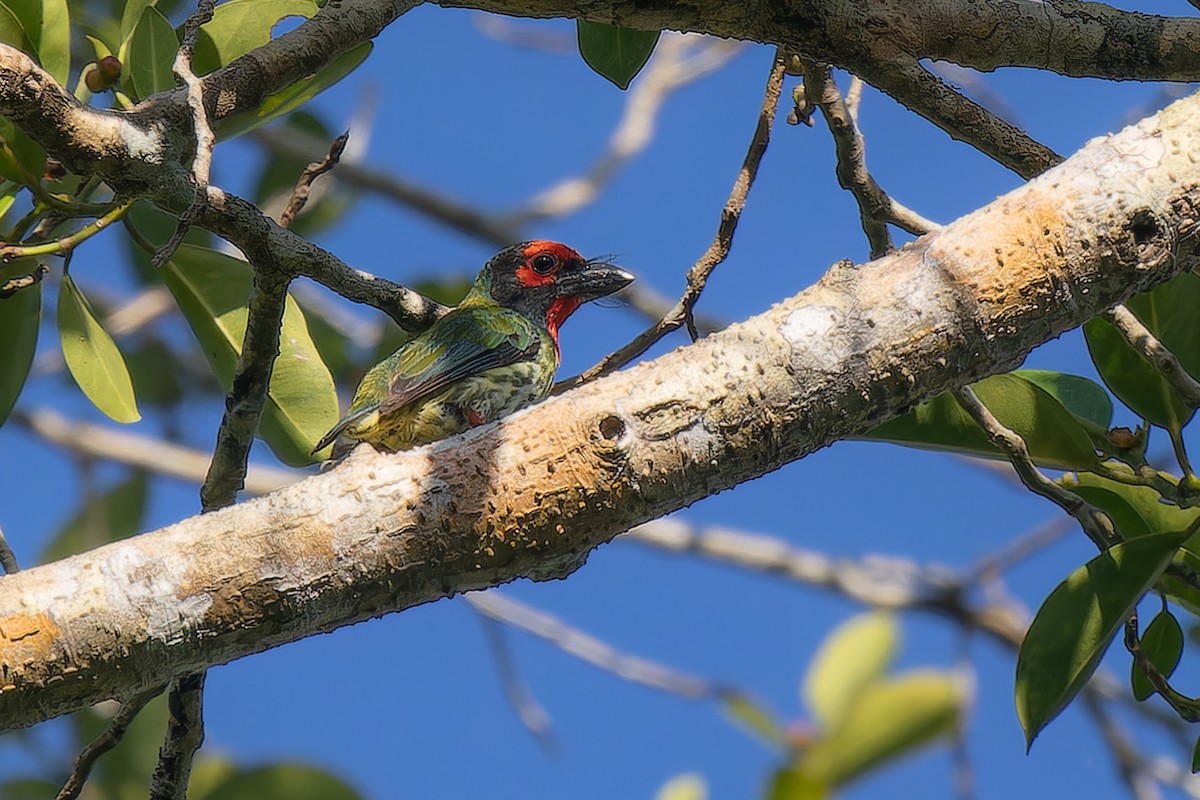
439,0,1200,83
4,90,1200,730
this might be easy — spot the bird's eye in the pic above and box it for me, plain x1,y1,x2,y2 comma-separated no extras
531,253,558,274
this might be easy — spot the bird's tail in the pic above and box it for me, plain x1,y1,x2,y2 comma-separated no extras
311,404,379,455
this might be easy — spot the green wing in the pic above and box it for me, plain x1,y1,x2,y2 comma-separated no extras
314,307,542,454
375,307,542,416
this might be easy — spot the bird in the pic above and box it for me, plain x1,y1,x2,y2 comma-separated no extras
313,240,634,454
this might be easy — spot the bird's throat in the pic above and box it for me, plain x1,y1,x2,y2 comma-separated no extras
545,297,583,353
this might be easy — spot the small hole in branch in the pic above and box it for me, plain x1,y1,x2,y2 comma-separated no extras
599,415,625,441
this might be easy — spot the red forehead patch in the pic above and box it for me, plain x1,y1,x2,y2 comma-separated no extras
522,240,582,262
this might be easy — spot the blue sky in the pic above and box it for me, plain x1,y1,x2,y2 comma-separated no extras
1,3,1193,798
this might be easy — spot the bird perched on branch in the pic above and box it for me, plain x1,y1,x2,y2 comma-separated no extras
313,240,633,454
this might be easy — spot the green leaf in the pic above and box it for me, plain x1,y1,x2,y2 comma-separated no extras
1162,548,1200,618
795,671,962,787
0,0,67,83
57,275,141,424
866,372,1104,470
125,6,178,101
576,20,659,90
1015,533,1190,748
216,42,372,141
0,780,60,800
120,0,155,51
163,243,338,465
1083,273,1200,435
766,768,828,800
1193,733,1200,774
0,2,33,57
0,267,40,428
34,0,69,84
1063,472,1200,542
721,692,787,749
1013,369,1113,432
187,756,238,800
201,764,363,800
1131,608,1184,701
802,612,897,732
41,473,147,562
654,773,706,800
0,117,47,185
192,0,319,75
86,32,114,61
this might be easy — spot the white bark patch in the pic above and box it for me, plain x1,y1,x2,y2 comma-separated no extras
103,547,210,644
779,305,851,370
119,119,166,163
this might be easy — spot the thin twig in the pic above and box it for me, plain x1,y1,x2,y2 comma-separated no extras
1125,612,1200,723
56,690,160,800
151,0,216,271
475,611,558,753
564,49,787,388
0,201,133,259
800,61,937,257
466,591,717,700
11,408,297,496
278,132,349,229
624,518,1026,649
1105,304,1200,406
253,126,521,245
148,671,206,800
0,263,49,298
0,521,18,574
625,516,1197,749
191,185,450,332
968,516,1074,584
953,385,1119,550
500,35,741,227
1083,682,1165,800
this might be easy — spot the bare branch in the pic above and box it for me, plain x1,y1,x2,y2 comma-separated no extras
1105,304,1200,406
192,185,450,332
798,62,941,250
800,62,889,256
151,0,218,269
625,519,1026,648
565,50,786,387
1082,691,1164,800
854,58,1061,179
440,0,1200,83
10,408,296,496
56,690,159,800
474,611,557,752
278,132,349,230
200,270,290,510
148,671,205,800
467,592,717,700
0,263,49,298
253,126,520,245
501,34,741,227
953,385,1118,550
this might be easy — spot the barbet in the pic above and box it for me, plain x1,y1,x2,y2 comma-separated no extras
313,241,634,454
